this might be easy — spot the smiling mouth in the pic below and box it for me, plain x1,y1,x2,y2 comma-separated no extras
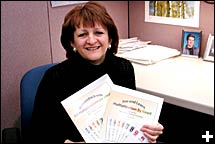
86,46,100,51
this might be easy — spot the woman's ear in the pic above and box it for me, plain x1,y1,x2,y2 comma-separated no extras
70,42,74,48
109,39,112,48
70,42,77,52
109,39,112,44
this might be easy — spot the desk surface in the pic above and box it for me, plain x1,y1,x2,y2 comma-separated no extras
132,56,214,116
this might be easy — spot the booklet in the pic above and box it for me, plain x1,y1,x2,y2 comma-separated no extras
61,74,164,143
61,74,113,143
100,84,164,143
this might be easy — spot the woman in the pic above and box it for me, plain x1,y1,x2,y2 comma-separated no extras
28,1,163,143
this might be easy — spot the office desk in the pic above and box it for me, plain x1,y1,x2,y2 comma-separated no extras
132,56,214,116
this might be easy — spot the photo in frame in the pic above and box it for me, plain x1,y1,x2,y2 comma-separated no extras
181,29,202,58
203,34,214,62
145,1,200,27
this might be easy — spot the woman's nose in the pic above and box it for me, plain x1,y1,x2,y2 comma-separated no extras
87,34,97,44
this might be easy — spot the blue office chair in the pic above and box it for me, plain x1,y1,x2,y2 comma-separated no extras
2,63,57,144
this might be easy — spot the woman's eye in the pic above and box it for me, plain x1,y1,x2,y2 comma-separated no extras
78,33,86,37
96,31,104,35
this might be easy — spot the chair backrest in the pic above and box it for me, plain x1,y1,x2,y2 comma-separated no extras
20,63,57,135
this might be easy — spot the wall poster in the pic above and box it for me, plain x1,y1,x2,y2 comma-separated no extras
145,1,200,27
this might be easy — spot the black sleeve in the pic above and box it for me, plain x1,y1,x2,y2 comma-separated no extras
110,57,136,90
26,69,64,143
26,68,82,143
119,59,136,90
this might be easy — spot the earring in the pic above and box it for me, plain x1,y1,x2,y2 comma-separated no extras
73,47,77,52
108,44,111,49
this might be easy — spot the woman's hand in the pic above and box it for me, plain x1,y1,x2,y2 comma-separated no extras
141,122,164,143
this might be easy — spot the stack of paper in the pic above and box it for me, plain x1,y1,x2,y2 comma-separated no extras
61,74,164,143
118,37,151,54
117,44,181,65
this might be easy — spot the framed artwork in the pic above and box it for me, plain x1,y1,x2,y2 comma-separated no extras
203,34,214,62
51,1,88,7
181,29,202,58
145,1,200,27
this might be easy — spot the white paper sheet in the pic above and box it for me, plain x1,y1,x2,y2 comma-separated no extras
61,74,113,143
100,84,164,143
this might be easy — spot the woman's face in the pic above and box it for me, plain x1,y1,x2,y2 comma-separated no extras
71,23,110,65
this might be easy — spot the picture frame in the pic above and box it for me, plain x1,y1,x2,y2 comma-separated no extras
51,1,88,7
145,1,200,27
181,29,202,58
203,34,214,62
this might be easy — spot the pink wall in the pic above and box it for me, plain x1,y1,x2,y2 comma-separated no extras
129,1,214,57
1,1,128,136
1,1,51,132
